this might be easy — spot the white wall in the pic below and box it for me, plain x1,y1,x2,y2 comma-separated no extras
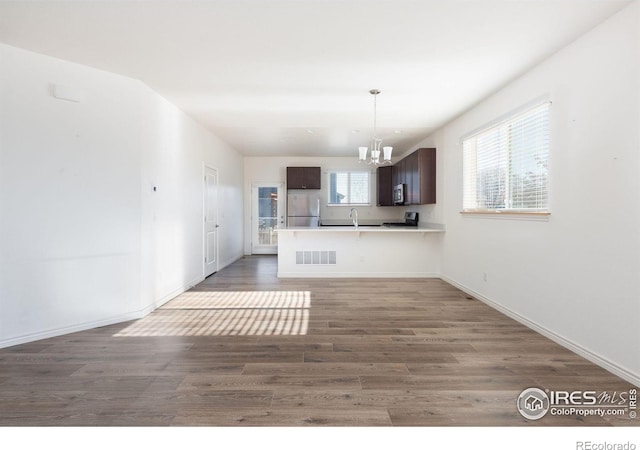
427,3,640,384
139,93,244,309
243,156,443,255
0,44,244,347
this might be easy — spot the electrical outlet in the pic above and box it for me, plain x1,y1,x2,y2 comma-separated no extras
483,272,488,282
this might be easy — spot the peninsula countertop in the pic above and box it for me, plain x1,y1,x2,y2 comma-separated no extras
276,223,445,233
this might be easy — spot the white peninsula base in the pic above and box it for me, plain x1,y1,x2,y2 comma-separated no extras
276,227,444,278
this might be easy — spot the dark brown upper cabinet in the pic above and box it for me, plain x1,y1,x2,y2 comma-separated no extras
286,166,321,189
408,147,436,205
376,166,393,206
392,158,406,187
405,150,419,205
383,148,436,205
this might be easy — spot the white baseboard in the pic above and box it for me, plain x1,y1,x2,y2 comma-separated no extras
219,253,245,272
0,276,205,350
152,275,204,309
0,309,147,349
441,275,640,388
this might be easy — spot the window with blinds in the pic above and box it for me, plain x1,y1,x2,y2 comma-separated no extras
328,170,370,205
462,101,550,213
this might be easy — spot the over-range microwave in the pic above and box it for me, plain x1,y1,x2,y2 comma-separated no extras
393,183,405,205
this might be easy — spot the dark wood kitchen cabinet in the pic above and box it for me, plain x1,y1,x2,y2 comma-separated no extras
405,150,419,204
387,148,436,205
392,158,406,187
286,166,321,189
376,166,393,206
409,147,436,205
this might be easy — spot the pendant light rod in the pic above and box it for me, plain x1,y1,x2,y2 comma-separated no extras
358,89,392,165
370,89,380,140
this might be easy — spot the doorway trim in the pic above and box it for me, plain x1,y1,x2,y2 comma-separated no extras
203,164,219,277
251,182,284,255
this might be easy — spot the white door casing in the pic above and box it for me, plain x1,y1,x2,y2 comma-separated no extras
204,166,218,277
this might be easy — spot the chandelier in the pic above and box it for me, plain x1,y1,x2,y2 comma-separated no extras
358,89,392,165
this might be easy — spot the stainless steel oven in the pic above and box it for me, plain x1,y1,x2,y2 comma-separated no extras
393,183,405,205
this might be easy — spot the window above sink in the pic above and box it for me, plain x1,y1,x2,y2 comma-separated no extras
328,170,371,206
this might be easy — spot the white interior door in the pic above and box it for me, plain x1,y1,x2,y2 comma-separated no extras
204,166,218,276
251,183,284,255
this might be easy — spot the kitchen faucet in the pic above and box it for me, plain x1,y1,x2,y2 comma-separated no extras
349,207,358,228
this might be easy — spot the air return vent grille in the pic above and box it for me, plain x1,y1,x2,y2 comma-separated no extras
295,251,336,265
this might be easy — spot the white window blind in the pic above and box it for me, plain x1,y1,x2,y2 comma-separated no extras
463,101,550,212
328,171,370,205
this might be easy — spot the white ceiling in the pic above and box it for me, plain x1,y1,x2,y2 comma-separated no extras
0,0,632,157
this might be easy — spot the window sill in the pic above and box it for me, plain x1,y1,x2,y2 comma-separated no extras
460,210,550,221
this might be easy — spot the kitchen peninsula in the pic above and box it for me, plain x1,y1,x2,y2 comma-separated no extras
276,224,444,278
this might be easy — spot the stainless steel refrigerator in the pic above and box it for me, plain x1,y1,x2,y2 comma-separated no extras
287,191,321,227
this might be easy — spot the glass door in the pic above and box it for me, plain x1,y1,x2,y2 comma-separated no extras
251,183,284,254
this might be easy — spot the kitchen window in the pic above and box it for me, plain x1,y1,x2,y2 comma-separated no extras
328,170,370,205
462,99,550,214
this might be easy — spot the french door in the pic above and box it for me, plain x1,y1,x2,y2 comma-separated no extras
251,183,284,254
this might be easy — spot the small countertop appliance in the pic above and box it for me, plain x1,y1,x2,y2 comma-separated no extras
382,212,419,227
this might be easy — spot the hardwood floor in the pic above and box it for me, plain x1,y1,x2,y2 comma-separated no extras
0,255,636,426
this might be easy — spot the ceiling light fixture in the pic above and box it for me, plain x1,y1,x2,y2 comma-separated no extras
359,89,392,165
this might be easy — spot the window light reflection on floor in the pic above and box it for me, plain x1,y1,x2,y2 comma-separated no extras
114,291,311,337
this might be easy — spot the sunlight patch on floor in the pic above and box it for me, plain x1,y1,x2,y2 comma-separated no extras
160,290,311,309
114,291,311,337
